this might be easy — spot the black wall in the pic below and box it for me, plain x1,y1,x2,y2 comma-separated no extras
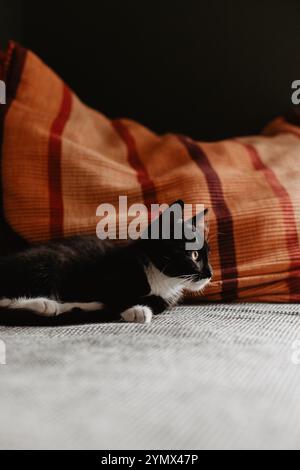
1,1,300,140
0,0,23,48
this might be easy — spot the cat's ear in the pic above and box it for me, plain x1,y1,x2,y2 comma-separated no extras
183,208,209,248
156,200,184,225
188,208,209,229
170,200,184,211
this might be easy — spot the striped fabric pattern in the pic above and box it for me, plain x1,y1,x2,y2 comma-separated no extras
1,42,300,303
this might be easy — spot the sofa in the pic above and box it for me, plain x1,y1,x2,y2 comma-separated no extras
1,304,300,450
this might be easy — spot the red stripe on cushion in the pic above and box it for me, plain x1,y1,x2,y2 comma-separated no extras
112,120,157,213
244,143,300,299
0,43,27,154
178,135,238,302
48,85,72,239
0,42,28,252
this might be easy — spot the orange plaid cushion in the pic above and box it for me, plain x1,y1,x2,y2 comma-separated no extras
1,42,300,302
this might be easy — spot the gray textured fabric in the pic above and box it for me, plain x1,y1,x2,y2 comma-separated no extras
1,304,300,450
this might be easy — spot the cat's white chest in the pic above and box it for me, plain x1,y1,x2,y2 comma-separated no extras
144,262,185,305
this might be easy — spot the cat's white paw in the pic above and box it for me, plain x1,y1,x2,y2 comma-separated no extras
9,298,59,317
121,305,153,324
0,299,12,308
38,299,59,316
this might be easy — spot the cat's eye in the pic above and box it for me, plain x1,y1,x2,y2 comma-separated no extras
191,251,199,262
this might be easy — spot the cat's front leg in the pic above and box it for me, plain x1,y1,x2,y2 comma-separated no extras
121,305,153,324
142,295,168,315
0,298,104,317
120,296,168,324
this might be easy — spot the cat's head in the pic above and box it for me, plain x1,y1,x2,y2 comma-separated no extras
141,200,213,293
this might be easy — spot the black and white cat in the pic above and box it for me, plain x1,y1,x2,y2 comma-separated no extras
0,201,212,323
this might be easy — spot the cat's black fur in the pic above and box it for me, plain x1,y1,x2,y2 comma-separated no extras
0,201,212,323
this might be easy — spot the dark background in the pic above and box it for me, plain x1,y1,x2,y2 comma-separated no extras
1,0,299,140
